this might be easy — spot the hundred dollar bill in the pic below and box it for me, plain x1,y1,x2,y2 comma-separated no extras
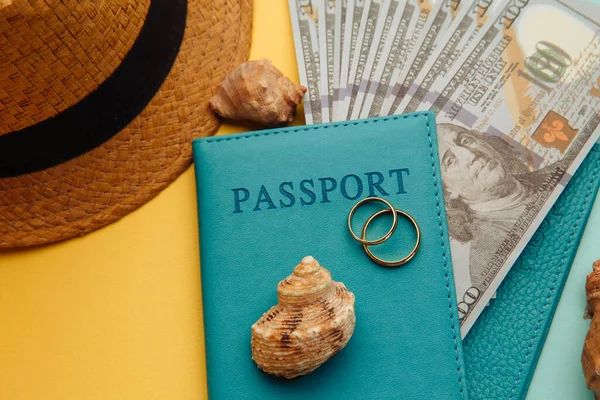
395,0,498,114
430,0,600,337
333,0,348,120
378,0,437,116
363,0,434,115
395,0,501,114
336,0,364,121
359,0,416,118
340,0,384,120
318,0,335,122
289,0,322,124
350,0,404,120
382,0,473,116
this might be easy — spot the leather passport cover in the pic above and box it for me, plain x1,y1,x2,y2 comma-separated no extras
464,144,600,400
192,112,468,399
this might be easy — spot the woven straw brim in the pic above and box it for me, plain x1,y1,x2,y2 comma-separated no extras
0,0,253,248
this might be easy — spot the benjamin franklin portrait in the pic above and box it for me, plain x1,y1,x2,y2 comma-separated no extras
437,123,561,288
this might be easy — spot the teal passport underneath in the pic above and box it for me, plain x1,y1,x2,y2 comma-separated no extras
193,112,467,399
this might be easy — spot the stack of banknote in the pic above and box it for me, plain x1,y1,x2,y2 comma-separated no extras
289,0,600,337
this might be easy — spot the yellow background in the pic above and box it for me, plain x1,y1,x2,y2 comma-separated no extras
0,2,299,399
3,2,599,399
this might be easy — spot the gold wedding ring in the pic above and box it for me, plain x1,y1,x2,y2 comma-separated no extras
347,197,397,245
361,208,421,267
347,197,421,267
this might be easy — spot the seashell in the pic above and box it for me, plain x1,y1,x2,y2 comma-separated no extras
582,259,600,395
210,59,307,127
251,256,356,379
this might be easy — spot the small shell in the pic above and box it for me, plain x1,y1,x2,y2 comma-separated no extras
585,259,600,317
582,259,600,392
251,256,356,379
210,59,307,126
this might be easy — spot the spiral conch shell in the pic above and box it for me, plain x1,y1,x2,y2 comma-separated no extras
210,59,307,126
251,256,356,379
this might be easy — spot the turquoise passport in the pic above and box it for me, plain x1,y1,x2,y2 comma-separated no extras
192,112,467,399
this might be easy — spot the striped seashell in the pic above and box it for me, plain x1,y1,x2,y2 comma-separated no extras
209,58,306,126
251,256,356,379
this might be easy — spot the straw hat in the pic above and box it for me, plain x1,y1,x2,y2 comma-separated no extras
0,0,253,248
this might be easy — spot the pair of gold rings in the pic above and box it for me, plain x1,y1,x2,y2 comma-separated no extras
347,197,421,267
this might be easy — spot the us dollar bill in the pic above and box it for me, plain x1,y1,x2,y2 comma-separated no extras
318,0,335,122
379,0,437,116
350,0,404,120
333,0,348,120
337,0,364,121
340,0,384,120
384,0,473,116
360,0,416,118
289,0,322,124
395,0,500,114
431,0,600,337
